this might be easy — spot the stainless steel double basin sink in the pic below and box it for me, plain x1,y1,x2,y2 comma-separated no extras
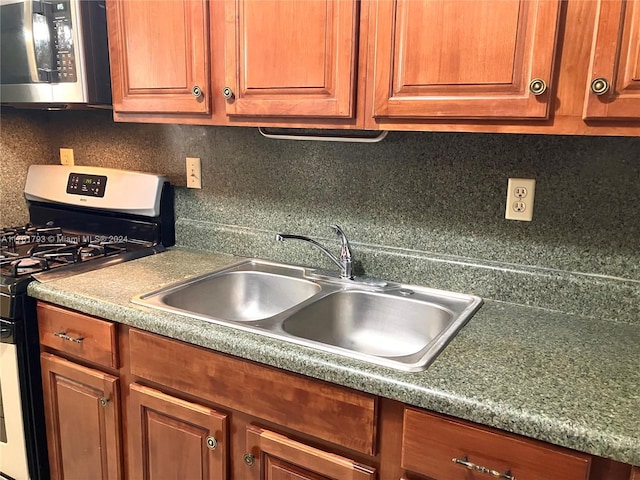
132,259,482,372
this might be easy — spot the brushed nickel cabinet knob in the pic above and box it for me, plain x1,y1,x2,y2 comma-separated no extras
529,78,547,95
590,77,610,96
222,86,234,100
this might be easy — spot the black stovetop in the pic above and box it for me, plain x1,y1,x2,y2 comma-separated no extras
0,223,161,298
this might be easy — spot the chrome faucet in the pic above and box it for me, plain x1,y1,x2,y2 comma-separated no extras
275,224,354,280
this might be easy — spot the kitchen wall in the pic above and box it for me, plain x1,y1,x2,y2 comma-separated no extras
1,108,638,322
0,109,58,226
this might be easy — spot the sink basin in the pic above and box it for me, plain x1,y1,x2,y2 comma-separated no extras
134,262,321,322
132,259,482,371
282,291,453,358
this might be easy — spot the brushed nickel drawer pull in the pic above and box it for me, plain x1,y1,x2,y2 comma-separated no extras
54,331,84,343
99,397,110,407
452,456,516,480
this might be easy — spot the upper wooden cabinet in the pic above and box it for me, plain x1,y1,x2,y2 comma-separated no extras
105,0,640,134
106,0,211,114
369,0,561,119
583,0,640,119
222,0,359,118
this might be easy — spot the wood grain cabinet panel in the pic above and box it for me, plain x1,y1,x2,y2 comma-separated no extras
106,0,211,114
401,408,591,480
128,383,228,480
37,302,118,369
584,0,640,119
223,0,358,118
129,329,377,456
41,353,122,480
369,0,561,119
244,425,376,480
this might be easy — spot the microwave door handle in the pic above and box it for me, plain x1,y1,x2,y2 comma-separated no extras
31,1,57,82
20,1,41,82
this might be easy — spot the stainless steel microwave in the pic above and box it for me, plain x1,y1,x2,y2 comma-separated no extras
0,0,111,106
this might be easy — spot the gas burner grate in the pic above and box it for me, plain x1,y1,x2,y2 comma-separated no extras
9,257,49,277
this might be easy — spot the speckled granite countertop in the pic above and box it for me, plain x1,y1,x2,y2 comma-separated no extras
27,248,640,466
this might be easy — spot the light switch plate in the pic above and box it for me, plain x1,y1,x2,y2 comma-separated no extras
59,148,74,166
186,157,201,189
505,178,536,221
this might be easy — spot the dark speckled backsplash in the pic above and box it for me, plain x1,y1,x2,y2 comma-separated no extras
1,108,638,322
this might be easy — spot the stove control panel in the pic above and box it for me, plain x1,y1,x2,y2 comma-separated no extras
66,173,107,197
25,165,168,217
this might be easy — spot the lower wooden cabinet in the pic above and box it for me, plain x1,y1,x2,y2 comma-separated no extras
244,425,376,480
40,353,122,480
36,303,638,480
128,328,377,456
127,327,378,478
128,383,228,479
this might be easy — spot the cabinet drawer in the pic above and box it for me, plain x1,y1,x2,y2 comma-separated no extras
245,425,376,480
129,329,377,455
38,303,118,369
401,408,591,480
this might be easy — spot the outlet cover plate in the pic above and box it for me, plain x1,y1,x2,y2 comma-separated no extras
505,178,536,221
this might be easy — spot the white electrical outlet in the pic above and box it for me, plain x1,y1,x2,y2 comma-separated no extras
505,178,536,221
186,157,202,189
59,148,74,166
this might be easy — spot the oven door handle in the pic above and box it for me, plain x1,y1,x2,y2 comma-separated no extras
1,326,14,343
0,317,15,343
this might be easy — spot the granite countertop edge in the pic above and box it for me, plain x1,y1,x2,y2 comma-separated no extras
26,249,640,466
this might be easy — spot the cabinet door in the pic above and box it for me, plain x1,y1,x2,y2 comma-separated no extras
223,0,358,118
369,0,560,119
129,383,228,480
40,353,122,480
106,0,210,114
243,425,375,480
583,0,640,119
